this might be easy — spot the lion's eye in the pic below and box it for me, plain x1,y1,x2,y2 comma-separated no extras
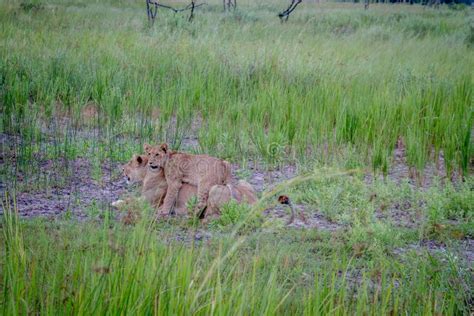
155,154,159,156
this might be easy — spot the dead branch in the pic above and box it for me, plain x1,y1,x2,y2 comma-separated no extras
223,0,237,11
189,0,195,21
278,0,302,22
146,0,207,24
146,0,158,23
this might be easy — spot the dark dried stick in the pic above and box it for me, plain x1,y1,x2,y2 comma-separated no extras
223,0,236,11
188,0,195,21
146,0,206,23
178,2,206,12
146,0,151,20
278,0,302,22
146,0,159,24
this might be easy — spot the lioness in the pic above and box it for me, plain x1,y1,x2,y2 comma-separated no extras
145,143,231,217
122,154,196,214
207,180,258,216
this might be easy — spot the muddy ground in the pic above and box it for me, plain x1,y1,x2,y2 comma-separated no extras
1,133,472,263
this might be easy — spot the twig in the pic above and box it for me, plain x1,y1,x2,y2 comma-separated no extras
146,0,158,23
146,0,207,24
188,0,195,21
278,0,302,22
223,0,236,11
175,2,206,12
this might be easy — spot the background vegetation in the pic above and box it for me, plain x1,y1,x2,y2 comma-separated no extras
1,0,472,178
0,0,473,314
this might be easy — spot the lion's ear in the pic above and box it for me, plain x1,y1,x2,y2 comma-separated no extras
160,143,168,153
144,143,152,153
136,155,143,164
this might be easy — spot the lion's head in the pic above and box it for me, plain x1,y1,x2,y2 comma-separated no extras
123,154,148,183
144,143,169,172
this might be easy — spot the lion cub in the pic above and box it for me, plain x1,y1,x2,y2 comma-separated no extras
207,180,258,216
122,154,196,214
145,143,231,217
120,152,258,216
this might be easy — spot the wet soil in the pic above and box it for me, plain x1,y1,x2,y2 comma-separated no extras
0,138,466,227
1,157,128,219
1,133,472,261
393,239,474,266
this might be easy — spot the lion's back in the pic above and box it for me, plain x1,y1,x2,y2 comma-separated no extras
168,152,231,186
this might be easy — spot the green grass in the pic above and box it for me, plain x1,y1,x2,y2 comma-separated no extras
0,0,472,182
2,169,473,314
1,189,472,315
1,1,473,314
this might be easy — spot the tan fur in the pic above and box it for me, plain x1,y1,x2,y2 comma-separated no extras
206,180,258,216
122,152,256,217
145,143,231,217
122,154,196,214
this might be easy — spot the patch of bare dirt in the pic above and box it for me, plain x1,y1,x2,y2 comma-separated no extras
393,239,474,265
1,157,128,219
231,162,343,231
263,203,343,231
0,132,469,235
375,201,425,229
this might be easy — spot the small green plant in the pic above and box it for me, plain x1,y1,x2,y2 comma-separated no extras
448,3,467,11
20,0,43,12
85,200,101,218
62,208,73,220
234,168,252,181
466,24,474,48
186,195,198,215
444,184,474,221
91,157,102,184
209,200,262,232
